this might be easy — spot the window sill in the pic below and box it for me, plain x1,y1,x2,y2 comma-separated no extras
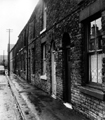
80,86,105,100
40,28,46,35
40,74,47,80
87,83,103,90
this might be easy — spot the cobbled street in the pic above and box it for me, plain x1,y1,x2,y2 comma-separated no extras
0,75,22,120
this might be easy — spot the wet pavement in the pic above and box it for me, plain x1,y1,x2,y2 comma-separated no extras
7,73,90,120
0,75,22,120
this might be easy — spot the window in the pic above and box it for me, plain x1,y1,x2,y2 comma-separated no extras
33,19,35,38
43,2,47,30
32,48,35,74
21,55,22,70
24,53,26,71
29,22,34,40
24,30,27,46
87,17,102,84
40,1,47,34
42,43,46,74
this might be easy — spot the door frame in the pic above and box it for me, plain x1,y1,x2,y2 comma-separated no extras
51,42,56,98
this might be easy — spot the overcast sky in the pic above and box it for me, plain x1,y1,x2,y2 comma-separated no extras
0,0,39,55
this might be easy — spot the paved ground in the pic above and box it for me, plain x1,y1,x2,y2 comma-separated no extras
0,75,22,120
6,73,91,120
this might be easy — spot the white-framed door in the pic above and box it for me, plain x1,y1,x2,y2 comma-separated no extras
51,42,56,99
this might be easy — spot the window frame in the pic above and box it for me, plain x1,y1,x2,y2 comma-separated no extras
83,13,103,87
32,48,35,74
41,42,46,75
24,53,26,71
43,2,47,30
40,1,47,34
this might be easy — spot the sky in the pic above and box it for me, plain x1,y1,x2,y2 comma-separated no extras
0,0,39,55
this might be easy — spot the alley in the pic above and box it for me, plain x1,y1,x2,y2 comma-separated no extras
0,75,22,120
1,0,104,119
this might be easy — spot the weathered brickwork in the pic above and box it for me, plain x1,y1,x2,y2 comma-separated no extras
10,0,105,119
72,86,105,119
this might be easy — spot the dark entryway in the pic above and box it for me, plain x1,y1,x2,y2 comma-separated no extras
62,32,71,103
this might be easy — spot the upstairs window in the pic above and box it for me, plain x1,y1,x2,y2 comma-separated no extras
29,22,34,40
40,1,47,34
41,43,46,74
24,53,26,71
23,28,28,46
32,48,35,74
87,17,103,84
43,2,47,30
33,19,36,38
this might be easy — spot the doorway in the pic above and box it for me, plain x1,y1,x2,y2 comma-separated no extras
63,33,71,103
51,42,56,99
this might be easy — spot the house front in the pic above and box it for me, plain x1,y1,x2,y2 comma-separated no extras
10,0,105,119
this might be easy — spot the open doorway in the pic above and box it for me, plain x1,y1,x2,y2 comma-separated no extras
62,32,71,103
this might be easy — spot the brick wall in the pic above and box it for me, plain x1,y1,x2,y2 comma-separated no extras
70,1,105,120
71,86,105,119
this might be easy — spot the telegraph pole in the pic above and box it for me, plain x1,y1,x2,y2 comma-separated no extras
7,29,12,77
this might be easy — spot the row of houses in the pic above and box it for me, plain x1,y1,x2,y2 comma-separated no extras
10,0,105,119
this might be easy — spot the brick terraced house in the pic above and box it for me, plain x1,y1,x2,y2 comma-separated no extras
10,0,105,119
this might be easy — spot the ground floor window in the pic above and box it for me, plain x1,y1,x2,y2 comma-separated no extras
88,17,102,84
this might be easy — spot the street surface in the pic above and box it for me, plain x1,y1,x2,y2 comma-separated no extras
0,75,22,120
9,74,90,120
